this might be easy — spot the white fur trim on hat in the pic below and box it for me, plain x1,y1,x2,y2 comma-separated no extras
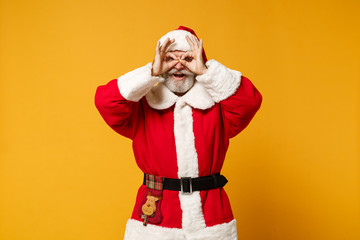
159,30,198,52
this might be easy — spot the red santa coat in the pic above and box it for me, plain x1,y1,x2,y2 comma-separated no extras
95,59,262,240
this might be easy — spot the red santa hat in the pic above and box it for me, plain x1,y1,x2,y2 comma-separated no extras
158,26,208,63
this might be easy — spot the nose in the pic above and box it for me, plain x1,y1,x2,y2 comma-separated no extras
174,61,184,70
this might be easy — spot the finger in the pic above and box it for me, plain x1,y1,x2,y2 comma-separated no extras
180,51,192,60
166,52,177,59
165,52,179,62
160,37,170,52
155,41,160,54
192,35,200,48
185,35,195,51
163,38,175,53
179,59,189,68
166,59,179,70
189,35,199,50
199,39,204,56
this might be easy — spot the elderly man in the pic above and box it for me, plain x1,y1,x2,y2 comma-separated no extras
95,26,262,240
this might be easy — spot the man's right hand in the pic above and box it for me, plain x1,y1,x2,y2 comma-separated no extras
152,37,179,77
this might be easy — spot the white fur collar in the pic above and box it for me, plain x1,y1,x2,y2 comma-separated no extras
145,81,215,110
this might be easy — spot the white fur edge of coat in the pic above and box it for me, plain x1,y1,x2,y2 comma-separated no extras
173,101,206,231
124,218,238,240
117,63,164,102
196,59,242,103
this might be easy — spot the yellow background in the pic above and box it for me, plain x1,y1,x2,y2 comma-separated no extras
1,0,359,239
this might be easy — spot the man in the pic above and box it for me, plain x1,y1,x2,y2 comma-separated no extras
95,26,262,240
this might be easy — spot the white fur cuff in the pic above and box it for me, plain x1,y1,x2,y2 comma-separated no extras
196,59,242,103
118,63,164,102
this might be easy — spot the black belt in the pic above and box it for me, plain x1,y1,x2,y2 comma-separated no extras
143,172,228,194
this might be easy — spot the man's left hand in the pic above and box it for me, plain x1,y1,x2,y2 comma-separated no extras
179,35,207,75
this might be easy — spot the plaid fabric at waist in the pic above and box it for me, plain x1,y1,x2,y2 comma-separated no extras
145,174,165,191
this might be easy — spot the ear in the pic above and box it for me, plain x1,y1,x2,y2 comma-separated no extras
155,195,162,201
147,191,152,196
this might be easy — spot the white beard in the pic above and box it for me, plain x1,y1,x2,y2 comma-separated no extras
164,69,195,94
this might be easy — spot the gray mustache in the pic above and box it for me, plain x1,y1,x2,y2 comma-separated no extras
167,69,194,76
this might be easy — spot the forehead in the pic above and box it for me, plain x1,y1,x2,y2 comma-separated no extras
170,50,186,57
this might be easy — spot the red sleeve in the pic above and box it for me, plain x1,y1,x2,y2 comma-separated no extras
220,76,262,139
95,79,140,139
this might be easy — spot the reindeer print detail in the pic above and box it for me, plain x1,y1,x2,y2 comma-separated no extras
141,191,162,226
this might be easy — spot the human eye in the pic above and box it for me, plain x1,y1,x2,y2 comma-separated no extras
185,57,193,62
166,57,174,62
